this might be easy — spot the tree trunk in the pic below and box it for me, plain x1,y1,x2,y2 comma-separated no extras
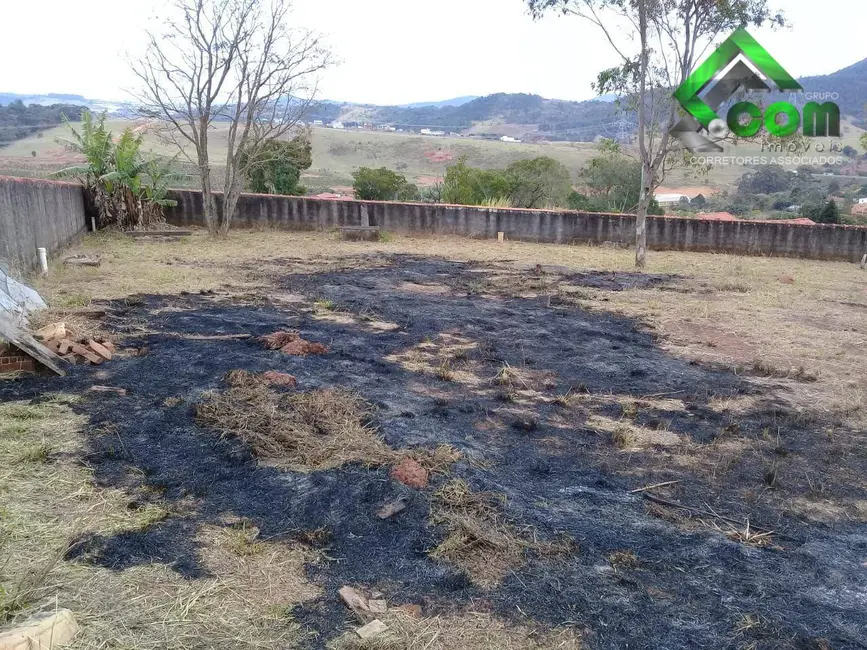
220,172,242,236
200,161,218,236
635,160,652,268
635,0,650,269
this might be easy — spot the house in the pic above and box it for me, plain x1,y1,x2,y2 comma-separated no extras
420,128,445,136
330,121,345,129
500,136,522,143
656,193,690,204
857,198,867,204
312,120,324,126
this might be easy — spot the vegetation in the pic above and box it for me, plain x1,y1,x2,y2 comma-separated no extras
0,100,84,146
352,166,419,201
243,132,313,196
569,148,663,215
440,156,572,209
53,110,178,230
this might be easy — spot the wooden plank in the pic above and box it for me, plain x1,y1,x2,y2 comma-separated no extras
63,256,101,267
0,315,66,376
124,230,193,237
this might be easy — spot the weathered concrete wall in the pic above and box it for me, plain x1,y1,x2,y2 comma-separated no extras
0,176,88,273
163,187,867,262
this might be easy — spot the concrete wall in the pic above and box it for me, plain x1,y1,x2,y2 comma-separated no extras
165,188,867,262
0,176,88,273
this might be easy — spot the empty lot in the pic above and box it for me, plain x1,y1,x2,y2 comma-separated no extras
2,230,866,649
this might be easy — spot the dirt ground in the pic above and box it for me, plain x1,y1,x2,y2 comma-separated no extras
2,230,866,649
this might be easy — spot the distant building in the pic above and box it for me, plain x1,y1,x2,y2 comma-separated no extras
312,120,324,126
420,128,445,136
500,135,522,143
330,121,345,129
858,198,867,204
656,193,690,204
697,211,737,221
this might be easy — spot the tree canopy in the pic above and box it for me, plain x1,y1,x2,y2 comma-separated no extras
352,167,419,201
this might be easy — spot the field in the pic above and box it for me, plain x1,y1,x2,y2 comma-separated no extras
1,230,866,649
8,117,865,197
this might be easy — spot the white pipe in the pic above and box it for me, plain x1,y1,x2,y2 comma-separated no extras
91,216,96,232
37,247,48,275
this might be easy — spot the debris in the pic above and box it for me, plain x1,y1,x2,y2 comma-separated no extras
87,339,113,360
262,371,297,387
259,331,328,356
182,333,252,341
0,608,79,649
89,385,127,396
368,599,388,614
0,314,65,376
355,619,389,640
338,586,370,619
0,264,47,321
629,480,681,494
376,496,409,519
63,254,101,267
390,457,429,489
34,322,66,341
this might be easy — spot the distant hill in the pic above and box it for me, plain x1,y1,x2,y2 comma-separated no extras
796,58,867,123
399,96,480,109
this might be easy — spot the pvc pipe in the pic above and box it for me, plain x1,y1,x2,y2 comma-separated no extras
37,247,48,274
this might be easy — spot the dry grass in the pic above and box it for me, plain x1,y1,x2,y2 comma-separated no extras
0,395,320,648
427,479,574,588
328,609,582,650
196,370,395,470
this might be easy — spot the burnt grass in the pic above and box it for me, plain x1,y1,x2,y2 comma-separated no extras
3,254,866,649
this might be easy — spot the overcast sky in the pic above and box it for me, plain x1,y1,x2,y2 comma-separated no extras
2,0,863,105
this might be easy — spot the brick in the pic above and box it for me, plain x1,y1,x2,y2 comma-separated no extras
390,458,429,489
68,343,103,365
87,340,113,361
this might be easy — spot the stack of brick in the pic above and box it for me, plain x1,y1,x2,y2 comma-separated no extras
0,342,35,373
35,323,114,365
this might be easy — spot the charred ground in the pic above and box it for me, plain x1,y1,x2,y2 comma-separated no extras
2,253,865,650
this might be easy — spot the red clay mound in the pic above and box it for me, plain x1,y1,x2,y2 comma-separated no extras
390,457,429,489
262,371,297,387
260,331,328,356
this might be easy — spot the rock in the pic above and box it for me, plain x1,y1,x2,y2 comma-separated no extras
376,496,408,519
390,458,429,489
0,608,79,649
356,619,389,640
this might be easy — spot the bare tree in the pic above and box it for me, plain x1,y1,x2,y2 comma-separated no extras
132,0,331,235
528,0,785,267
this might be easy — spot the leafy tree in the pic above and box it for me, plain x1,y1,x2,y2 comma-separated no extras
352,167,418,201
692,193,707,209
842,145,858,158
244,133,312,196
828,180,841,195
503,156,572,208
815,199,840,224
771,198,792,210
572,151,663,215
738,166,793,195
441,158,511,205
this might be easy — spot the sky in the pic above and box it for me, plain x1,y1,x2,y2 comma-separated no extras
2,0,864,106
